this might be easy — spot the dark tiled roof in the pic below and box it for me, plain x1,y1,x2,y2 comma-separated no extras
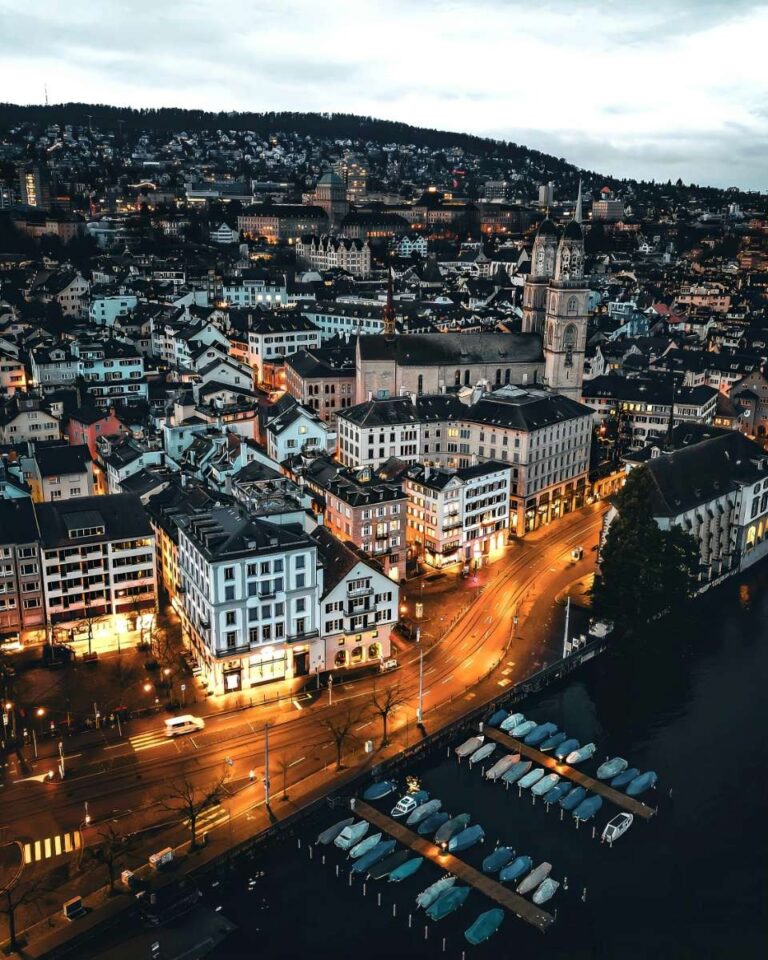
35,494,152,548
35,442,90,477
0,498,40,545
311,525,382,596
357,332,543,365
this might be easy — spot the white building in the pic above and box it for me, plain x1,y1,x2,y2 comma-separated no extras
89,294,139,328
246,313,322,384
295,235,371,277
265,398,334,463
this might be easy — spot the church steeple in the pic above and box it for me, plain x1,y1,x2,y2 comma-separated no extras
574,179,583,224
383,267,396,338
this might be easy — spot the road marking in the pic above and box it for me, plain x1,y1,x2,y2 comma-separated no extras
441,675,454,684
497,679,512,687
54,835,62,855
424,667,437,676
44,838,52,859
34,840,41,861
292,698,304,711
23,844,31,864
355,721,373,731
19,833,79,863
105,743,128,751
129,732,173,753
63,753,82,759
64,834,73,853
289,757,306,767
464,657,474,666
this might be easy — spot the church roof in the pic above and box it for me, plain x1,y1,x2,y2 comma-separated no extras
537,218,557,237
563,219,584,240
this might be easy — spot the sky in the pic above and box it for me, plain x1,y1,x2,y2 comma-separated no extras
1,0,767,190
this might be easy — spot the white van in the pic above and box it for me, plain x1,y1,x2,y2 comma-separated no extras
380,658,399,673
164,715,205,738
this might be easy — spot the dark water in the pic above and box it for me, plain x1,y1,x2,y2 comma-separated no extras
209,571,768,960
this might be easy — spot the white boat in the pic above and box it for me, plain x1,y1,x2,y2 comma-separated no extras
455,735,484,758
391,789,429,818
516,862,552,895
531,773,560,797
532,878,560,905
596,757,628,780
518,768,546,790
485,754,520,781
499,713,525,732
566,742,597,764
349,832,382,859
334,820,369,851
416,875,456,910
407,798,442,826
469,742,496,766
602,812,634,844
511,720,537,737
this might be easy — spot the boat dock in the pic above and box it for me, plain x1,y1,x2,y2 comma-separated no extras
484,728,656,820
352,800,554,933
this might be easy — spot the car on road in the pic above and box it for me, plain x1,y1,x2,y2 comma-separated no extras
164,715,205,737
379,658,399,673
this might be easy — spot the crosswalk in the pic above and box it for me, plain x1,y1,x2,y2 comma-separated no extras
24,830,81,864
185,803,229,835
129,731,174,753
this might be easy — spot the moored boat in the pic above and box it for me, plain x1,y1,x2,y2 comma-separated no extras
610,767,639,789
418,811,449,836
626,770,658,796
455,735,484,758
501,760,532,785
351,839,396,875
572,794,603,821
362,779,397,801
540,731,567,752
543,781,572,805
316,817,353,845
500,712,525,732
485,754,520,781
602,812,633,844
532,878,560,905
487,708,508,728
516,861,552,895
531,773,560,797
469,742,496,766
510,719,537,737
334,820,369,851
524,722,558,746
349,832,382,859
555,738,580,760
464,908,504,945
499,855,532,883
426,886,470,921
416,875,456,910
448,824,485,853
368,849,411,880
389,856,424,883
596,757,628,781
566,742,597,764
559,786,587,811
407,798,442,826
519,767,546,790
481,846,515,874
391,789,429,818
434,813,470,844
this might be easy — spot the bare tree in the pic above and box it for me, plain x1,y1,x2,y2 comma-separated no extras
87,823,133,895
369,684,406,747
321,709,360,770
275,755,291,801
158,773,228,849
0,874,49,953
77,611,108,656
107,658,141,709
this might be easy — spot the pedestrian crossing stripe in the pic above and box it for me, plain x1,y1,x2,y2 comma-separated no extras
24,831,80,864
129,732,172,753
184,805,228,832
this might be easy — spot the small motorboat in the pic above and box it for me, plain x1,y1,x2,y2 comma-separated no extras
487,708,508,728
464,908,504,945
368,849,411,880
532,878,560,905
626,770,658,796
501,760,532,785
510,719,537,737
426,886,470,921
555,738,580,760
416,875,456,910
596,757,628,781
481,846,515,874
418,811,449,836
602,812,634,844
391,789,429,818
540,731,567,752
334,820,369,851
316,817,353,845
434,813,470,844
543,781,572,805
524,722,558,746
389,856,424,883
560,786,587,811
351,839,396,875
407,798,442,826
519,767,546,790
500,712,525,732
469,742,496,766
349,832,382,859
362,779,397,801
485,754,520,781
448,824,485,853
573,794,603,821
517,861,552,895
455,735,484,758
566,742,597,765
499,855,532,884
531,773,560,797
610,767,639,789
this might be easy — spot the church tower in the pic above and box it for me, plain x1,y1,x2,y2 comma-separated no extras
521,217,557,334
543,217,588,400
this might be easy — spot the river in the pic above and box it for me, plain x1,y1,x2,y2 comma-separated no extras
208,568,768,959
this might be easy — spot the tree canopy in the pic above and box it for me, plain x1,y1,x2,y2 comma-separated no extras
591,466,699,633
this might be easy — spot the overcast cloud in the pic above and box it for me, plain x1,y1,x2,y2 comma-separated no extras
1,0,766,189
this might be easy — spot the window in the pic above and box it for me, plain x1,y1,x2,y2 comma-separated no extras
224,567,235,581
226,611,236,626
226,631,238,649
225,585,235,601
295,555,306,570
296,573,305,588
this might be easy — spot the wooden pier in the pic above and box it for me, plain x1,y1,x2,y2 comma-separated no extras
484,727,656,820
352,800,554,932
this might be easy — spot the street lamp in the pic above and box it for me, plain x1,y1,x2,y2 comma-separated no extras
416,626,423,724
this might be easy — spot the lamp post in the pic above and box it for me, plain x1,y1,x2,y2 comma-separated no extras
416,627,423,724
327,674,333,706
264,723,271,807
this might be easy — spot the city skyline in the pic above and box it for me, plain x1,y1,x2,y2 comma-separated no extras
1,0,767,190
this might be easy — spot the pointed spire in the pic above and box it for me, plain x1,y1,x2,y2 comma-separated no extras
383,266,396,339
574,179,583,224
665,374,676,451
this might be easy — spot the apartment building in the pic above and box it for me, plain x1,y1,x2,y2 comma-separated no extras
296,235,372,278
284,346,356,422
246,312,322,387
0,499,45,636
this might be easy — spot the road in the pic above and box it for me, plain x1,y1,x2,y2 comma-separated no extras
0,505,605,883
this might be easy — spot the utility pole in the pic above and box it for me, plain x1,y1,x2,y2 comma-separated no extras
562,596,571,658
328,674,333,706
264,723,270,807
416,627,423,724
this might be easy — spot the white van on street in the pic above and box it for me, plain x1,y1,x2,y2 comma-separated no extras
164,715,205,738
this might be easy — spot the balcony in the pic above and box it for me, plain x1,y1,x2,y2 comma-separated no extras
442,520,463,532
347,586,373,598
287,629,319,644
258,588,277,600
